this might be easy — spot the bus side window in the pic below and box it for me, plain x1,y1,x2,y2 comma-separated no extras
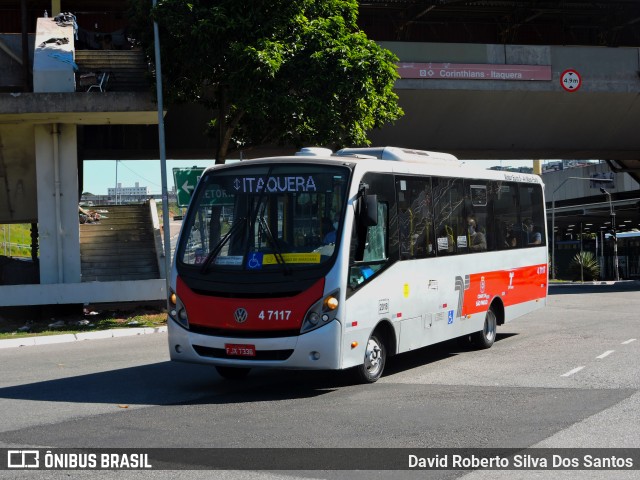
492,181,520,250
465,181,489,252
397,177,433,259
349,201,388,289
363,202,388,262
433,177,464,255
348,172,395,292
519,184,546,247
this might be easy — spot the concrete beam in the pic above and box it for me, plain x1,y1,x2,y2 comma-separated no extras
0,279,166,306
0,92,159,125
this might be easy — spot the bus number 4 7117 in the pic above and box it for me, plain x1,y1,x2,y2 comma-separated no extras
258,310,292,321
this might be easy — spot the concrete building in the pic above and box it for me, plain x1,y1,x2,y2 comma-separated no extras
542,163,640,280
107,182,149,204
0,5,163,307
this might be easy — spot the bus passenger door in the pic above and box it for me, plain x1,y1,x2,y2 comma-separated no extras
348,173,396,289
343,173,397,366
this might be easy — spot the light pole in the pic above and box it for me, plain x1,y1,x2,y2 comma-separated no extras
600,187,620,281
114,160,118,205
153,0,172,304
550,176,612,280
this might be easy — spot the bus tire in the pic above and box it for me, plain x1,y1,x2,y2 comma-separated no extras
215,366,251,380
472,307,497,349
355,333,386,383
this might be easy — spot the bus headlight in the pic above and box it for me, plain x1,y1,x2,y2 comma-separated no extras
168,290,189,330
307,312,321,326
301,289,339,334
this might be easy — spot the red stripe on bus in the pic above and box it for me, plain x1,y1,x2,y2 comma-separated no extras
462,264,547,316
176,276,325,331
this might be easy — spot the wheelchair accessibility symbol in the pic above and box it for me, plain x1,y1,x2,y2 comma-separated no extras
447,310,454,325
247,252,263,270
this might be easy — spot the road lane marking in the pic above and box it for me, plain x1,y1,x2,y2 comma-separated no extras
596,350,615,359
561,366,585,377
621,339,636,345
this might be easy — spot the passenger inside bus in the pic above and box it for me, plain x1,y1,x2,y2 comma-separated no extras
322,216,337,244
467,215,487,251
523,218,542,245
505,230,518,248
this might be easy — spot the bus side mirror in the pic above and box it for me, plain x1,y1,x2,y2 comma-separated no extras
359,194,378,227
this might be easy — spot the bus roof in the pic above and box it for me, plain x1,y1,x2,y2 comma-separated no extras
294,146,459,164
334,146,460,164
206,147,543,186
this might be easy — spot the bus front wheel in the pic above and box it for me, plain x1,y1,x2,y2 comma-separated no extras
472,308,497,349
215,366,251,380
355,334,386,383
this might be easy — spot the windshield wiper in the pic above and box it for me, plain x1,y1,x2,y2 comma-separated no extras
257,215,291,275
199,217,247,274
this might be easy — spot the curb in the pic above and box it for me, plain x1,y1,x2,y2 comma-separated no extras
0,326,167,350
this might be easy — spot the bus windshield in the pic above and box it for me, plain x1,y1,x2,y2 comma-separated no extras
177,164,350,272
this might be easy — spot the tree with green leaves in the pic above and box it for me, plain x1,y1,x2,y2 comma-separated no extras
568,251,600,282
128,0,403,163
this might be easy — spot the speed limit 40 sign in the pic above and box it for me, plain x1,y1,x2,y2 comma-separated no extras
560,69,581,92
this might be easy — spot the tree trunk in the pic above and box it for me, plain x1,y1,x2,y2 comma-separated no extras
216,109,244,164
215,87,227,164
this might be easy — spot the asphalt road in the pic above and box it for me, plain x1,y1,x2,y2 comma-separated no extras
0,283,638,479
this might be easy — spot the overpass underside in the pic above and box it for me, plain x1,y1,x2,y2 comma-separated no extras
78,42,640,164
369,87,640,161
368,42,640,162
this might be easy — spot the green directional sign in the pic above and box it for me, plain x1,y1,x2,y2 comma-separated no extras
173,167,205,207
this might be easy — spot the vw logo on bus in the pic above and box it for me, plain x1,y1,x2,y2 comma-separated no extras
234,308,248,324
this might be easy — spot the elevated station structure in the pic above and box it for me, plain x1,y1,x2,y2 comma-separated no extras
368,40,640,162
1,1,639,307
1,3,163,307
542,163,640,279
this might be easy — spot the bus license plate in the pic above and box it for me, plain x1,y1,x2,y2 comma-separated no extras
225,344,256,357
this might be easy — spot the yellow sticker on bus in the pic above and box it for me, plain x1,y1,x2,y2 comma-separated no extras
262,253,321,264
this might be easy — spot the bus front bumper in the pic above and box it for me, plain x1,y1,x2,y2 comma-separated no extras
168,317,342,370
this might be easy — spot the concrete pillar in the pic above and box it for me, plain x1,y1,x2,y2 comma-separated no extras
35,123,81,284
0,124,37,223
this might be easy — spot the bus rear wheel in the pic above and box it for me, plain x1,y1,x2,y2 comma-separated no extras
215,366,251,380
355,334,386,383
472,307,497,349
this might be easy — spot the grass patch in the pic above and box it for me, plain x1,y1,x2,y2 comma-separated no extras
0,304,167,340
0,223,33,258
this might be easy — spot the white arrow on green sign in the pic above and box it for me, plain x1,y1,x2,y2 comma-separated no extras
173,167,205,207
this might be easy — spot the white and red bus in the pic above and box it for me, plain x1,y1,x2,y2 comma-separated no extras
168,147,547,382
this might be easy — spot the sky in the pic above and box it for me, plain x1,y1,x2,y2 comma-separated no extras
82,158,535,196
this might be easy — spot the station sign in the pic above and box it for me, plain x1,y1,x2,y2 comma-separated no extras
397,62,552,81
